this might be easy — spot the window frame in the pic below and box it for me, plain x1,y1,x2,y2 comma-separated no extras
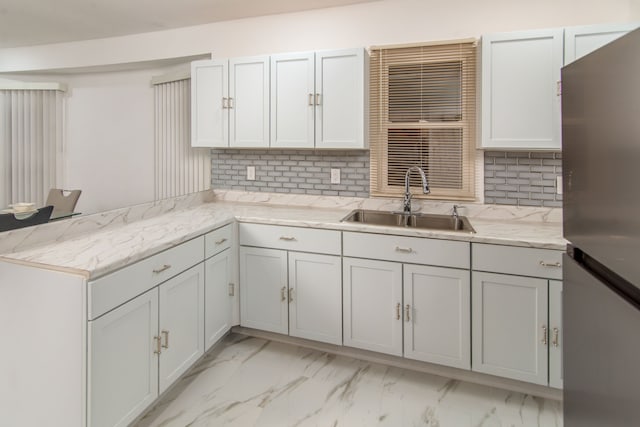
369,39,477,200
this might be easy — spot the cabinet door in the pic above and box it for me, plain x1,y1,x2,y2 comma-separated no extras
472,272,548,385
549,279,563,389
288,252,342,345
315,49,366,149
343,257,403,356
404,264,470,369
204,248,233,351
270,52,315,148
481,29,563,149
89,289,159,427
229,56,270,148
191,59,228,147
240,246,288,334
564,23,638,65
158,263,205,394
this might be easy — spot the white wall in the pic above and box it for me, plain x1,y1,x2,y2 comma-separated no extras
0,0,636,212
0,0,635,72
62,69,157,214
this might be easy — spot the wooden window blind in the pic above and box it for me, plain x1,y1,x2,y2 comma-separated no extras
370,39,477,200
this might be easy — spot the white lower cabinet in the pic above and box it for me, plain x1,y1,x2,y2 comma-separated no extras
288,251,342,345
204,248,234,350
343,257,471,368
239,245,342,345
471,271,549,385
89,263,205,427
239,224,343,344
404,264,471,370
239,246,289,334
343,257,403,356
89,289,159,427
158,265,205,393
549,279,563,389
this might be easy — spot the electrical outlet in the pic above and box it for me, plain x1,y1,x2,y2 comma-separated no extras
247,166,256,181
330,168,341,184
556,176,563,195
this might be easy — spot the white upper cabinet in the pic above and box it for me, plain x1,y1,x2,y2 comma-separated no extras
564,23,639,65
270,48,368,149
270,52,315,148
229,56,270,148
480,28,564,150
191,60,228,148
315,49,367,149
191,56,269,148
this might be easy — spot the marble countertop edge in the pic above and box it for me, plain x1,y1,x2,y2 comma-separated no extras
0,200,566,280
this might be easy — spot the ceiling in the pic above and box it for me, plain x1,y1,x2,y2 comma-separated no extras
0,0,379,49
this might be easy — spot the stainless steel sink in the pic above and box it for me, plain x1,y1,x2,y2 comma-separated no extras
341,209,475,233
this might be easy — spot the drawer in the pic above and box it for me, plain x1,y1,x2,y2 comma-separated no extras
343,232,469,270
89,236,204,320
239,223,341,255
472,243,563,279
205,223,233,258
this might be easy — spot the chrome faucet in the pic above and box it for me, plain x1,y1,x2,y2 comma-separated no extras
402,166,430,214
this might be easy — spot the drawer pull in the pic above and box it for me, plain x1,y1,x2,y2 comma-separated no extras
542,325,548,346
161,330,169,349
152,264,171,274
153,336,162,355
396,303,401,320
215,238,228,245
552,327,560,347
395,246,413,253
539,261,561,268
280,286,287,302
279,236,297,241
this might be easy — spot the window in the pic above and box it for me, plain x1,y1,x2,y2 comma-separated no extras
370,40,477,200
152,75,210,200
0,85,66,208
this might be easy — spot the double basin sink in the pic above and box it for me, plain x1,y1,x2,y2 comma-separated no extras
341,209,475,233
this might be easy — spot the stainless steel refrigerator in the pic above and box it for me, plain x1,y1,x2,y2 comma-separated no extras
562,28,640,427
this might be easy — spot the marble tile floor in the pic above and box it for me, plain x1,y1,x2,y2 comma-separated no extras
135,333,563,427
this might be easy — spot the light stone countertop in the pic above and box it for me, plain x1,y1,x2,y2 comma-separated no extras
0,198,566,280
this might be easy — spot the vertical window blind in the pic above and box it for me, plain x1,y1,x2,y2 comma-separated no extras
153,78,210,200
370,39,477,200
0,88,65,208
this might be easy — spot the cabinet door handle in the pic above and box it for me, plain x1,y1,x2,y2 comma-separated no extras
222,97,228,109
161,330,169,349
153,336,162,355
552,327,559,347
308,93,314,106
215,238,227,245
289,288,294,303
281,286,287,302
539,261,561,268
279,236,296,241
315,93,321,105
395,246,413,253
228,283,235,297
228,97,234,109
395,303,401,320
542,325,548,345
405,304,411,322
153,264,171,274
